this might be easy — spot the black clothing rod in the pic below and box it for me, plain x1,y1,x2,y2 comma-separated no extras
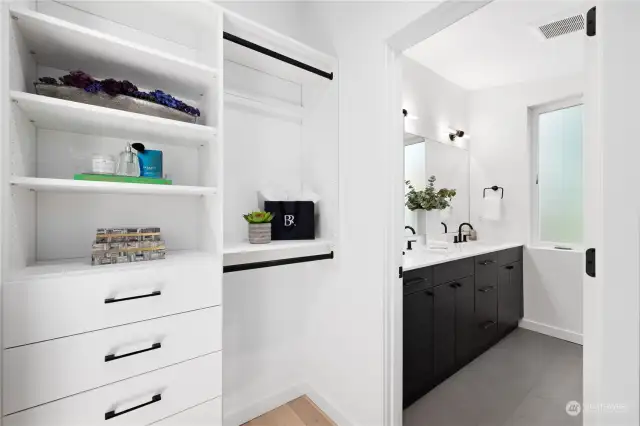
223,251,334,273
223,32,334,81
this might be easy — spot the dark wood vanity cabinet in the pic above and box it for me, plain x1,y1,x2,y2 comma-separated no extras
402,246,523,408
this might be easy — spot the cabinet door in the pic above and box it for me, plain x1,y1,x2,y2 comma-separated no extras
498,261,522,335
454,276,476,365
403,289,434,407
512,261,524,320
433,283,456,380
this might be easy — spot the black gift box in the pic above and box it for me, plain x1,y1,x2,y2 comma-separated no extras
264,201,315,240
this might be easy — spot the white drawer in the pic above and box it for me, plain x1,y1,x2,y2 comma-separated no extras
4,307,222,415
150,398,221,426
3,352,222,426
4,258,221,347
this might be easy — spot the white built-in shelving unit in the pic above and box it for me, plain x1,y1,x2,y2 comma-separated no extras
1,0,338,424
1,1,224,424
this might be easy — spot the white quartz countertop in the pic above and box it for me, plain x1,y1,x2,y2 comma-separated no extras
404,242,525,271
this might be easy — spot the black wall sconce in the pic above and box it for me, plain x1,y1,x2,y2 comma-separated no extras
448,128,465,141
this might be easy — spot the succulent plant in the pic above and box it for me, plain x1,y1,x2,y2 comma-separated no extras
405,176,457,211
243,210,275,224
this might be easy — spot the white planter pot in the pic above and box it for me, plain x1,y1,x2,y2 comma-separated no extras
415,209,442,244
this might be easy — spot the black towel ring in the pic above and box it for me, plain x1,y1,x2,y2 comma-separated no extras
483,186,504,199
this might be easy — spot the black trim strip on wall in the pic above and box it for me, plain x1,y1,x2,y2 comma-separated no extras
223,32,334,81
223,251,334,273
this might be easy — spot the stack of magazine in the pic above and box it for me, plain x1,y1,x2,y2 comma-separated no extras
92,227,166,266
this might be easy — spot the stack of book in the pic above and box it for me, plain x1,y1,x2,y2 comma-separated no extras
92,227,166,266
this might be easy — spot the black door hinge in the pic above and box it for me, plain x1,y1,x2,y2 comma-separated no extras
399,266,403,279
586,248,596,277
587,7,596,37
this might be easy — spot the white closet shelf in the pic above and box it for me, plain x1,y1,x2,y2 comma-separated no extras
224,89,303,122
10,8,217,100
11,92,216,147
11,250,216,280
10,177,217,197
223,239,334,271
223,10,334,85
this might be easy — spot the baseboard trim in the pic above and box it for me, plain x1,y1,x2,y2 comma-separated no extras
224,385,306,426
519,319,583,345
223,383,352,426
297,383,353,426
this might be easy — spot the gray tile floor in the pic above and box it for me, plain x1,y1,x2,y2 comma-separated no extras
403,329,582,426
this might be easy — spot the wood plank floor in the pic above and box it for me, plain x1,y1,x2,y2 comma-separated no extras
243,396,336,426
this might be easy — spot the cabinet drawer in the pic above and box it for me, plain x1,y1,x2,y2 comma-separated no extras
4,258,220,347
3,353,221,426
474,252,498,288
4,307,221,415
403,267,433,295
152,397,221,426
434,258,474,285
498,247,523,266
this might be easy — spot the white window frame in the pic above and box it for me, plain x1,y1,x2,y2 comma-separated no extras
530,95,584,250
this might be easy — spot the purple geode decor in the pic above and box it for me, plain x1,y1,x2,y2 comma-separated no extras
36,71,201,122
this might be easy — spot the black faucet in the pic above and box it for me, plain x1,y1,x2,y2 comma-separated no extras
405,226,417,250
457,222,473,243
441,222,448,234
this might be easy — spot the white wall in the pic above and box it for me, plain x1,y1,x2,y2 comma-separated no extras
402,56,469,144
523,248,583,343
468,73,584,343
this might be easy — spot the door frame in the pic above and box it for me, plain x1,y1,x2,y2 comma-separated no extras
381,2,495,425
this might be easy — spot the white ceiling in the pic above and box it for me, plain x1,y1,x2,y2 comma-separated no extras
404,0,585,90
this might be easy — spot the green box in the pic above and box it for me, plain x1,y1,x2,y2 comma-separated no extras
74,174,173,185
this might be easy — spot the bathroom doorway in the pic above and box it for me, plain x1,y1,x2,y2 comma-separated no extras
381,1,616,425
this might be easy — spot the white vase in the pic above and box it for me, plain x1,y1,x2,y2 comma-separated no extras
415,210,442,245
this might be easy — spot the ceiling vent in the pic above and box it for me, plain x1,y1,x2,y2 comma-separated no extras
537,14,585,39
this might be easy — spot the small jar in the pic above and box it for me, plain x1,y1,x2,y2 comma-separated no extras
92,154,116,175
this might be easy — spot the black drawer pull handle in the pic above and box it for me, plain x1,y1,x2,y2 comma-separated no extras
105,343,161,362
105,394,161,420
105,290,161,304
481,321,496,330
479,260,496,266
478,286,496,293
449,282,459,288
404,277,427,287
425,290,434,296
505,265,515,270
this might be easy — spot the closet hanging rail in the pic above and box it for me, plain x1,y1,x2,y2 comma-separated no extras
223,32,334,80
223,251,334,273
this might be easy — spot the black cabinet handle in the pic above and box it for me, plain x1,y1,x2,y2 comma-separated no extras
449,282,458,288
425,290,434,296
404,277,427,287
479,260,496,266
105,290,161,304
105,343,161,362
481,321,496,330
105,394,161,420
505,265,515,270
478,286,496,293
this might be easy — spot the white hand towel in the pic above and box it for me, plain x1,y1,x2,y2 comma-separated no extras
482,193,502,221
429,240,449,249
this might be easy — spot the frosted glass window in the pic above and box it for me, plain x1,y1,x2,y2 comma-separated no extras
537,104,583,244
